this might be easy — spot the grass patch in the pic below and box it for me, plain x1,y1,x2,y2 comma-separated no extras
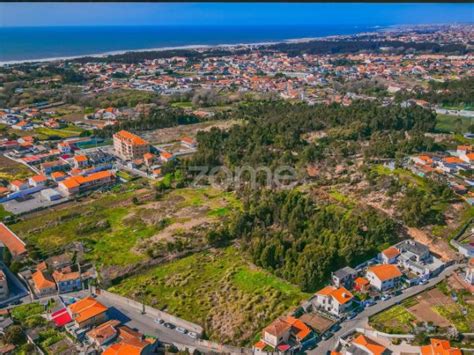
329,189,355,207
436,114,472,134
11,303,45,323
433,304,473,332
369,305,416,334
0,205,12,221
109,246,309,346
0,155,34,182
34,125,84,140
171,101,193,109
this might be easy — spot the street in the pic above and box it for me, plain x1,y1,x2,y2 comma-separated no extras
309,263,461,354
94,293,214,353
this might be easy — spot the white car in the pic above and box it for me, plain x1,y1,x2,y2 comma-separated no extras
188,331,198,339
176,327,187,334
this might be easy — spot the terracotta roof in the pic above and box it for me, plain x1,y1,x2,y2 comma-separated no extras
355,277,370,286
87,319,120,345
382,246,400,259
368,264,402,282
68,297,108,324
114,130,148,146
61,170,114,190
285,316,312,340
420,338,462,355
10,180,26,188
143,153,154,160
103,326,152,355
52,270,81,283
254,340,266,350
30,175,47,183
74,155,88,162
32,270,55,291
181,136,195,144
263,318,291,338
0,223,27,256
443,157,464,164
353,334,387,355
160,151,173,160
51,171,65,179
316,285,353,305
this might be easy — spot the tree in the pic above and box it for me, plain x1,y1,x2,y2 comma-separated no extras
3,325,25,345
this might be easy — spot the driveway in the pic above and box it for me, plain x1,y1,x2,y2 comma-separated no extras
308,263,461,354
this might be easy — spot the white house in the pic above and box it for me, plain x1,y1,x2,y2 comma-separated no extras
380,246,400,264
313,285,354,316
366,264,402,291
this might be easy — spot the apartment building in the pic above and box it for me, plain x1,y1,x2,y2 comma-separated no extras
113,130,150,161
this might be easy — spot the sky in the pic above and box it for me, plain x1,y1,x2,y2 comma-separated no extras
0,3,473,28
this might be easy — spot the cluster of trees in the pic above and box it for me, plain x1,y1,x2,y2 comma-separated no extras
396,77,474,109
266,40,468,57
95,107,200,138
190,100,438,172
209,189,397,291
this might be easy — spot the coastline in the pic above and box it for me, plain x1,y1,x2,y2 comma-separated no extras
0,30,379,66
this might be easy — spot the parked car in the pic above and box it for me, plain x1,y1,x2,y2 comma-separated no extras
381,295,391,301
188,331,198,339
347,312,357,320
321,332,333,340
176,327,187,334
154,318,164,324
164,322,176,329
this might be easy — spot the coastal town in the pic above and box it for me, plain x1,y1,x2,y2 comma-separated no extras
0,22,472,355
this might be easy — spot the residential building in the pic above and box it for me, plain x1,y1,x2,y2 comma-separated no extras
396,240,444,278
52,270,82,293
51,171,66,182
73,155,89,169
420,338,461,355
31,270,56,297
181,136,197,148
68,297,108,328
102,325,157,355
40,160,69,175
380,246,400,264
9,180,28,192
353,277,370,292
332,266,357,288
28,175,47,187
0,271,9,300
346,334,389,355
0,223,27,258
313,286,354,316
58,170,115,195
86,319,121,349
160,151,173,163
113,130,150,161
366,264,402,291
260,316,312,351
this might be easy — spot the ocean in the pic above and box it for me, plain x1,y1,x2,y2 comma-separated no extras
0,25,379,62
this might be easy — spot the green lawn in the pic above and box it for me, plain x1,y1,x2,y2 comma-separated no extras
34,125,85,140
436,114,472,134
171,101,193,109
109,246,309,346
369,305,416,334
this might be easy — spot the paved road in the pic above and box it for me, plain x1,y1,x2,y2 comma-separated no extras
95,293,213,353
309,263,461,354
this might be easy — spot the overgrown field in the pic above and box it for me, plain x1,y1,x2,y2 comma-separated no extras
0,155,34,182
10,182,240,269
109,246,309,346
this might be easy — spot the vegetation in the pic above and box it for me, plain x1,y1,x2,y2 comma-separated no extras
369,305,416,334
109,246,309,346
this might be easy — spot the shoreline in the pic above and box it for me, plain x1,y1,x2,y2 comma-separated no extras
0,30,380,66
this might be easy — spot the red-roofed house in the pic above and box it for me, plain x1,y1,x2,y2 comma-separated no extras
367,264,403,291
68,296,108,328
351,334,389,355
28,174,47,187
9,180,28,192
420,338,462,355
313,286,354,316
380,246,400,264
0,223,27,258
260,316,313,350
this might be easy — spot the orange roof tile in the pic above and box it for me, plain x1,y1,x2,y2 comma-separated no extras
52,270,81,283
10,180,26,188
263,318,291,338
420,338,462,355
316,286,353,305
354,277,369,286
0,223,27,256
31,175,47,183
160,151,173,159
69,297,108,324
32,270,55,291
143,153,154,160
114,130,148,146
443,157,464,164
285,316,312,340
87,319,120,345
254,340,266,350
74,155,88,162
382,246,400,259
352,334,387,355
368,264,402,281
51,171,65,179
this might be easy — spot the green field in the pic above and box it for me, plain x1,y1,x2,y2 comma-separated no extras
109,246,309,346
171,101,193,109
10,184,240,268
34,125,85,140
0,155,34,182
369,305,416,334
435,114,472,134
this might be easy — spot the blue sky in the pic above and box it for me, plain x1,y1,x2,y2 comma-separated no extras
0,3,472,27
